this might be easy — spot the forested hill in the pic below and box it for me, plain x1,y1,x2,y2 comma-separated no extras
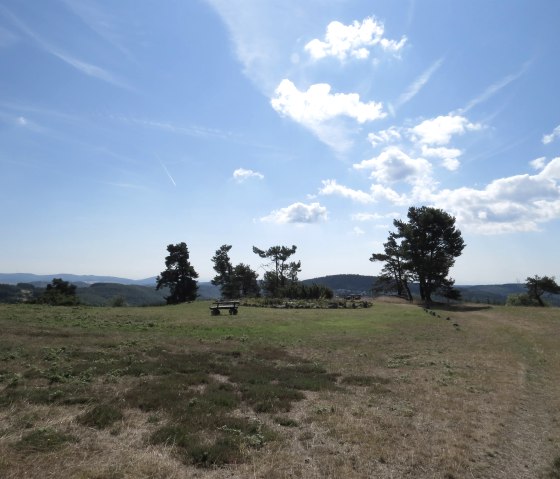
301,274,376,294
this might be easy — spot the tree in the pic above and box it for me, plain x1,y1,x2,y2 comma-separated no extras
233,263,260,297
372,206,465,306
211,245,236,298
252,245,299,296
38,278,79,305
211,245,260,298
370,233,412,301
156,242,199,304
525,275,560,306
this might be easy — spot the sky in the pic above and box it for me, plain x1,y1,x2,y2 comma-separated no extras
1,0,560,285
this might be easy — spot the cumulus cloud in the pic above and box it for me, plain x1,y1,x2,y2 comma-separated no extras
424,157,560,233
410,114,481,145
367,127,402,147
421,145,462,171
261,202,328,224
271,79,386,125
530,157,546,170
319,179,408,205
233,168,264,182
353,146,432,184
319,179,375,204
304,17,406,61
543,125,560,145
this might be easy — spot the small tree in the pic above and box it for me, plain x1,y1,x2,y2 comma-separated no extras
525,275,560,306
211,245,236,298
253,245,299,297
211,245,260,299
233,263,260,297
156,242,199,304
38,278,79,306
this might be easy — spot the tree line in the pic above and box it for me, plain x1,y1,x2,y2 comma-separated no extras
31,205,556,307
155,242,332,305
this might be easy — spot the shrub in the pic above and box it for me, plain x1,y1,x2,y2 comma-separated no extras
506,293,540,306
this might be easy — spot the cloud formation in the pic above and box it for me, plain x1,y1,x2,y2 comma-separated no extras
543,125,560,145
261,202,328,224
305,17,406,61
353,146,432,184
233,168,264,182
271,79,386,125
410,114,481,145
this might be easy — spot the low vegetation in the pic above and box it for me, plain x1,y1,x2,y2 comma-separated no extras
0,300,559,478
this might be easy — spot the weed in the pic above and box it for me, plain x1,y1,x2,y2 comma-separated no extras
273,416,299,427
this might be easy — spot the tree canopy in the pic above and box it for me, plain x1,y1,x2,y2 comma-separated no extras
525,275,560,306
211,245,259,299
156,242,198,304
371,206,465,305
252,245,300,297
38,278,79,306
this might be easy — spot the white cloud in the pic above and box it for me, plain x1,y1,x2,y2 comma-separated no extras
424,158,560,234
421,145,462,171
233,168,264,182
353,146,432,184
261,202,328,224
352,226,365,236
367,127,401,147
305,17,405,61
543,125,560,145
271,79,386,125
530,156,546,170
410,114,481,145
319,179,408,205
319,179,375,204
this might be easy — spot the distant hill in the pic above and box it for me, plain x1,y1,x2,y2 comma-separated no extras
2,273,558,306
0,273,157,286
301,274,376,295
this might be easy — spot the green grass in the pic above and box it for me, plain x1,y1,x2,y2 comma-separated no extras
1,301,559,478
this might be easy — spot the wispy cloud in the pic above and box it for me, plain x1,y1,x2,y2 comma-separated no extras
543,125,560,145
160,162,177,187
0,4,130,89
119,117,233,140
393,57,444,110
60,0,131,58
460,60,531,114
233,168,264,183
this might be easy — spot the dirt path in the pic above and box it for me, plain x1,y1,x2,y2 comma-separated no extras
468,313,560,479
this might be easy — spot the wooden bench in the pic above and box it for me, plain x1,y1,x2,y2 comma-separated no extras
209,301,239,316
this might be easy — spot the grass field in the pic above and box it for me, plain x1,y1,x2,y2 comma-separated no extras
0,299,559,478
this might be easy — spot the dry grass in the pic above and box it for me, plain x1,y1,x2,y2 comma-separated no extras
0,301,559,478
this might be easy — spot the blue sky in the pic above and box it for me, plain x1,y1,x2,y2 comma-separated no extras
1,0,559,284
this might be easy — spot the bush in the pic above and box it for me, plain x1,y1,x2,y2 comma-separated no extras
506,293,540,306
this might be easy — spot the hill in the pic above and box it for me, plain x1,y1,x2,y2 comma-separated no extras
0,273,157,286
301,274,376,295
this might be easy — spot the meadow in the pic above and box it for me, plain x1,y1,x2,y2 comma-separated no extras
0,299,559,478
